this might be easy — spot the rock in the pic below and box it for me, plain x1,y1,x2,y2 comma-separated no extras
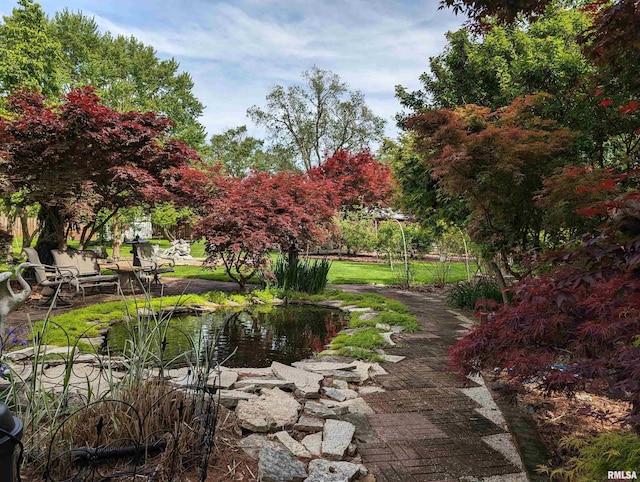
274,431,312,458
358,386,385,395
376,353,405,363
236,388,301,432
272,362,324,398
375,323,392,331
304,472,348,482
349,361,373,383
231,367,274,377
337,398,375,416
333,379,349,390
307,458,367,481
292,361,356,372
369,363,387,377
322,419,356,460
301,432,323,457
324,387,347,401
318,399,349,415
4,345,70,361
379,332,396,346
357,312,379,321
294,414,324,433
233,378,295,391
341,306,373,313
258,446,307,482
304,401,338,419
315,300,345,308
324,387,358,401
218,389,259,408
316,370,361,383
237,433,279,459
207,368,238,389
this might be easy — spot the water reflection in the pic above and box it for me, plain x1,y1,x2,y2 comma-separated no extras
106,305,347,368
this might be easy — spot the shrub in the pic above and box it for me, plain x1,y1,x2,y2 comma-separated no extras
446,277,503,310
541,431,640,481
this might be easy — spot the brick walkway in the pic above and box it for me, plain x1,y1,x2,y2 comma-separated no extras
336,286,528,482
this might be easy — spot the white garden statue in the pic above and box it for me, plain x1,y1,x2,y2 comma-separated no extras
0,263,37,340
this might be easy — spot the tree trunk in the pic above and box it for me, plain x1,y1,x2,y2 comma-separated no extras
288,244,299,266
36,206,66,265
20,209,38,248
112,214,121,260
489,260,509,305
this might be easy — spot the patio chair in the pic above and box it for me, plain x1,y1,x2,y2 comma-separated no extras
22,247,75,306
51,249,121,300
131,241,175,285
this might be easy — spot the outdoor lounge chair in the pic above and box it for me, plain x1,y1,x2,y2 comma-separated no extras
51,249,121,300
22,247,75,306
131,241,175,285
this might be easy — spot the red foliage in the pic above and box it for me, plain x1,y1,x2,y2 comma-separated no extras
0,87,198,246
192,171,337,289
407,95,576,255
450,185,640,424
308,149,394,209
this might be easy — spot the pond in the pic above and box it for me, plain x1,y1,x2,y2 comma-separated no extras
105,304,348,368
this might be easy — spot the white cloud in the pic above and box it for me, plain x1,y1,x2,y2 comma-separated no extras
34,0,466,139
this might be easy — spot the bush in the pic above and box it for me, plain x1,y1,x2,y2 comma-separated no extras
272,256,331,294
446,277,503,310
542,431,640,481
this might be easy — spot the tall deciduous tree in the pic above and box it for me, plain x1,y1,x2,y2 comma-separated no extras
0,87,198,262
0,0,63,98
396,6,591,124
248,67,385,170
407,94,576,283
308,150,394,210
192,171,337,290
206,125,297,177
51,9,206,147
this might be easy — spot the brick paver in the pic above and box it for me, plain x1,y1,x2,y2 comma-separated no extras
336,286,526,482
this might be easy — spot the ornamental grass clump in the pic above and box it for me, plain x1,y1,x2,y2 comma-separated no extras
273,256,331,294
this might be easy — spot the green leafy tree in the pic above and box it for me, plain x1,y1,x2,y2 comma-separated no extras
337,211,376,255
396,5,591,125
206,125,297,177
150,202,193,240
0,0,63,97
51,9,206,147
248,67,386,170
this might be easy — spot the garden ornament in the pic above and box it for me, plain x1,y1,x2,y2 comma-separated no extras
0,263,37,339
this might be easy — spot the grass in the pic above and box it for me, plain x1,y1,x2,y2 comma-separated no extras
330,327,388,350
351,311,420,332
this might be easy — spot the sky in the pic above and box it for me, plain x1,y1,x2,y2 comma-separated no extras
2,0,466,141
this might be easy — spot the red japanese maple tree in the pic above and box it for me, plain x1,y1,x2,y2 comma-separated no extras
0,87,198,260
308,149,394,210
192,171,337,290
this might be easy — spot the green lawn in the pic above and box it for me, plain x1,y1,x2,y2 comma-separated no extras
5,238,475,285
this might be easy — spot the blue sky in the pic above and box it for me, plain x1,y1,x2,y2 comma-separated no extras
2,0,466,141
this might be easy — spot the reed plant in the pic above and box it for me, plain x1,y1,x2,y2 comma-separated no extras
272,256,331,294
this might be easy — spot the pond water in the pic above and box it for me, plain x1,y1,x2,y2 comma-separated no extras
105,304,348,368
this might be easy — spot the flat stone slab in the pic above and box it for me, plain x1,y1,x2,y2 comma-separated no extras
301,432,323,457
324,387,358,401
291,361,356,372
318,399,349,415
236,388,301,432
5,345,70,361
216,389,260,408
380,331,396,346
274,431,312,458
233,378,295,391
358,386,385,395
258,446,307,482
294,414,325,433
377,353,405,363
333,379,349,390
272,362,323,398
237,433,280,459
322,419,355,460
207,368,238,389
304,401,339,419
336,398,375,416
316,370,361,383
230,367,274,377
307,459,368,481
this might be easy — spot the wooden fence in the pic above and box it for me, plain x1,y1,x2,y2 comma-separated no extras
0,215,39,239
